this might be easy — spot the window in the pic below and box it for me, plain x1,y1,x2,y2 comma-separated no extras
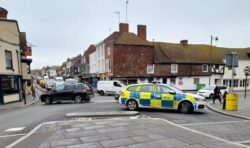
170,78,176,85
171,64,178,73
194,78,200,84
105,59,111,72
107,47,110,55
156,85,172,93
147,64,154,74
202,64,208,72
127,86,139,92
114,82,121,87
140,85,153,92
5,50,13,70
1,77,19,95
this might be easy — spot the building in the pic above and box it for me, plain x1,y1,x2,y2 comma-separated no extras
0,7,22,104
89,23,250,90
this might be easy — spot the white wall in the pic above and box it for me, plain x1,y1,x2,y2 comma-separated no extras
96,42,105,74
89,52,96,74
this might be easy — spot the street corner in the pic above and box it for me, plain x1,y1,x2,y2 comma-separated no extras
207,100,250,120
6,118,248,148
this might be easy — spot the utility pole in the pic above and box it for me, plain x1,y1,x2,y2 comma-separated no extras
126,0,129,23
209,35,218,85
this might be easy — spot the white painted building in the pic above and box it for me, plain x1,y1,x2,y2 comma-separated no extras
222,60,250,91
89,52,97,74
95,42,106,75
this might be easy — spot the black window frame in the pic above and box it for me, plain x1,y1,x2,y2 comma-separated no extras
5,50,13,70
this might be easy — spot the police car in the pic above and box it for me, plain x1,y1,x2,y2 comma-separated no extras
118,83,206,113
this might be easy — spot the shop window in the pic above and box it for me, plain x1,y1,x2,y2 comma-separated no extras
1,77,19,95
202,64,208,72
5,50,13,70
170,78,176,85
193,78,200,84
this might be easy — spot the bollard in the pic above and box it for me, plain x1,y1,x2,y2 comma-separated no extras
225,93,238,111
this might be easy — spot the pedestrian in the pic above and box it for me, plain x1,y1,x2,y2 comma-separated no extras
22,88,26,105
31,84,36,103
213,84,222,104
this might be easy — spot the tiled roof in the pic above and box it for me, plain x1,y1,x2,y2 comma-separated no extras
115,32,153,46
154,42,250,64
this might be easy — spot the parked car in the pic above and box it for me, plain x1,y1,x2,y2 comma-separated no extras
45,79,55,90
197,85,229,99
97,80,126,96
40,83,91,104
118,83,206,113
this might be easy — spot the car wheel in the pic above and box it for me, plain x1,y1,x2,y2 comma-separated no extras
75,95,82,104
99,91,105,96
126,100,138,111
44,97,51,105
180,101,192,114
84,95,90,102
209,94,214,99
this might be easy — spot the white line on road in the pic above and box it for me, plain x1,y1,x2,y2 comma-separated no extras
235,140,250,144
0,133,27,138
4,127,26,132
178,120,250,126
156,118,248,147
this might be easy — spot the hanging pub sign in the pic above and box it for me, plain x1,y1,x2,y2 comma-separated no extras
23,46,32,56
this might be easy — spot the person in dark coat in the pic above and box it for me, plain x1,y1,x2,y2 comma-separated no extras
213,85,222,104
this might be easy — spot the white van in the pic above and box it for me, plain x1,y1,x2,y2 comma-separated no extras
97,80,126,96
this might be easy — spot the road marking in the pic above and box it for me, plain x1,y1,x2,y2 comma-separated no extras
179,120,249,126
155,118,248,147
0,133,27,138
4,127,26,132
235,140,250,144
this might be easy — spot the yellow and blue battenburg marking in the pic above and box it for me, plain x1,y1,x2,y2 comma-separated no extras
121,89,198,109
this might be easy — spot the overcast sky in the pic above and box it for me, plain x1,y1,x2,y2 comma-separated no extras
1,0,250,69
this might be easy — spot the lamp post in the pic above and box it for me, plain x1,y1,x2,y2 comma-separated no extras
244,66,249,99
209,35,218,85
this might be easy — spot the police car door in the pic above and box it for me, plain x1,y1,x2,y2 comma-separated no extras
156,85,174,109
139,84,153,107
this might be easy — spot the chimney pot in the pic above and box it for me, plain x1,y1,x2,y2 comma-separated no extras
180,40,188,47
119,23,129,34
137,25,147,40
0,7,8,19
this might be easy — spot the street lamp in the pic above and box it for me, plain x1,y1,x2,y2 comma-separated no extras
244,66,249,98
209,35,219,85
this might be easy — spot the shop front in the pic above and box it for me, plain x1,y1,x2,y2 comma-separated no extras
0,74,22,104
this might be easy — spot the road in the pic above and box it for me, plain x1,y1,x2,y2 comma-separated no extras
0,92,249,147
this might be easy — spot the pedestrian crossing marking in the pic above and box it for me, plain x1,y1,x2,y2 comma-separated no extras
4,127,26,132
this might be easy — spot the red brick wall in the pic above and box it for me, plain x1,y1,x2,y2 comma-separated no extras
83,45,96,64
154,64,209,76
113,44,154,77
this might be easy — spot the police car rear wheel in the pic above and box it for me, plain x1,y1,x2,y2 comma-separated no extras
127,100,138,111
180,102,192,114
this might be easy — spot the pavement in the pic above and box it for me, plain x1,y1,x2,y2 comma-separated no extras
0,93,39,114
6,118,248,148
207,92,250,120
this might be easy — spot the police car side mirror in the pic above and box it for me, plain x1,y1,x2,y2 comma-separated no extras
169,90,176,95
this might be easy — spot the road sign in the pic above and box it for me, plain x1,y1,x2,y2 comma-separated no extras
226,53,239,67
244,66,250,74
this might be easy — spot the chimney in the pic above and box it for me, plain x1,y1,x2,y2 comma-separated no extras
180,40,188,47
0,7,8,19
137,24,147,40
119,23,129,34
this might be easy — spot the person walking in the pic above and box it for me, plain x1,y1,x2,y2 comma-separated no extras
22,88,26,105
213,85,222,104
31,84,36,103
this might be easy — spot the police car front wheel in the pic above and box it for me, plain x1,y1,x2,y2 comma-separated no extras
180,101,193,114
126,100,138,111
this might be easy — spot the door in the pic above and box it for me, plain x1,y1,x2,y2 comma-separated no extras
139,84,153,107
113,81,122,94
156,85,174,109
61,84,74,100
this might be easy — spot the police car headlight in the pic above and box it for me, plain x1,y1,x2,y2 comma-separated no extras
194,96,205,101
